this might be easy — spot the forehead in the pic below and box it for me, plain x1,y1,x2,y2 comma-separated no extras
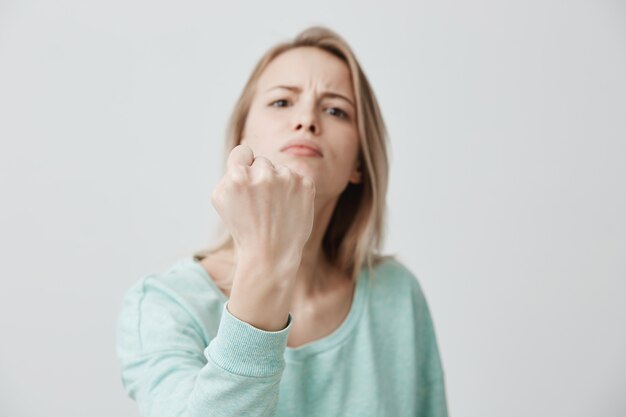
256,47,354,97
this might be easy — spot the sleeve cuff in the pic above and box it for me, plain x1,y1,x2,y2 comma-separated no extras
206,301,293,377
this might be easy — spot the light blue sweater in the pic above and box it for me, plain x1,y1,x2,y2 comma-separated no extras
116,257,448,417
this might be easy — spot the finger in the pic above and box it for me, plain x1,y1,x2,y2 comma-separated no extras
274,163,291,178
227,144,254,169
250,155,276,171
300,174,316,191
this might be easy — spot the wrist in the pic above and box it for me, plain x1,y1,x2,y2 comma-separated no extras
236,247,303,274
228,261,296,331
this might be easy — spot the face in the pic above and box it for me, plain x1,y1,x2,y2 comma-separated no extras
241,46,361,200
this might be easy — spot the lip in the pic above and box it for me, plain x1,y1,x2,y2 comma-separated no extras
280,138,323,157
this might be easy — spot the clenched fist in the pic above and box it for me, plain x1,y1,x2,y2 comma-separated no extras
211,144,316,269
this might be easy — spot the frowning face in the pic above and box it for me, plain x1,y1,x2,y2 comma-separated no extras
241,46,361,200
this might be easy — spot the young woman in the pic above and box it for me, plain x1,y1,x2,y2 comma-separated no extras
117,26,448,417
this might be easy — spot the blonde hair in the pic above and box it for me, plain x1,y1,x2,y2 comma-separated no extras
194,26,394,281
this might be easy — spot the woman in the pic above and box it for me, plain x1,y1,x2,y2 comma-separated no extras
117,26,448,417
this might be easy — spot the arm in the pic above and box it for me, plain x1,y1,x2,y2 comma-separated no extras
210,144,314,332
117,276,292,417
409,274,449,417
117,145,313,416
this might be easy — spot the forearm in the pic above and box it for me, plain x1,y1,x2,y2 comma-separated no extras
118,279,293,417
227,253,300,331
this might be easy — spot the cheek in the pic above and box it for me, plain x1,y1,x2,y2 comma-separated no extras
242,110,270,147
331,137,360,173
338,128,360,161
244,107,284,139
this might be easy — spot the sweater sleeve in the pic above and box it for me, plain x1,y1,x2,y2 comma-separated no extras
406,268,449,417
116,277,292,417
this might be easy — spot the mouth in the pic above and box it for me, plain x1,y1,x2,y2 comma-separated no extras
281,145,323,157
280,138,324,157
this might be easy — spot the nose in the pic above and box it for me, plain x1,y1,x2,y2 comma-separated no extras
293,102,320,135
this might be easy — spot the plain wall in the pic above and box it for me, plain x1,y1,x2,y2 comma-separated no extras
1,0,624,416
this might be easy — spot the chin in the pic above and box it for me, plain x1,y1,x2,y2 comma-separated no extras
274,153,315,172
284,160,318,181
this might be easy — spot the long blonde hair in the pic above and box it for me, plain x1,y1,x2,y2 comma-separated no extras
195,26,393,281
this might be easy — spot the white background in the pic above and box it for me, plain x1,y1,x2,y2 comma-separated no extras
1,1,625,416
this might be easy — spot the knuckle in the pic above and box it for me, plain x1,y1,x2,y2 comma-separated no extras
254,156,273,167
301,175,315,189
275,164,291,179
253,169,273,185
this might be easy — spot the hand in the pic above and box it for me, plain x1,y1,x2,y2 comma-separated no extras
211,144,316,269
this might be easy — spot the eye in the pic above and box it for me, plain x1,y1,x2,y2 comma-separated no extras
326,107,348,119
270,99,290,107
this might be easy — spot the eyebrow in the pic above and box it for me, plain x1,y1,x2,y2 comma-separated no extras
264,85,355,108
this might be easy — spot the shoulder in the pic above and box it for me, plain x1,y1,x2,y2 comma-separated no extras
364,257,435,327
123,258,224,305
117,259,226,352
368,257,426,301
364,258,444,375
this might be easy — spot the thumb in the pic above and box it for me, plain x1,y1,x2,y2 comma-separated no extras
227,144,255,169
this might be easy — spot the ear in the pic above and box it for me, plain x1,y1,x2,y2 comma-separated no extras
348,160,362,184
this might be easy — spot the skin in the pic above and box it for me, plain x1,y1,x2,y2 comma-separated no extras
206,47,362,342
